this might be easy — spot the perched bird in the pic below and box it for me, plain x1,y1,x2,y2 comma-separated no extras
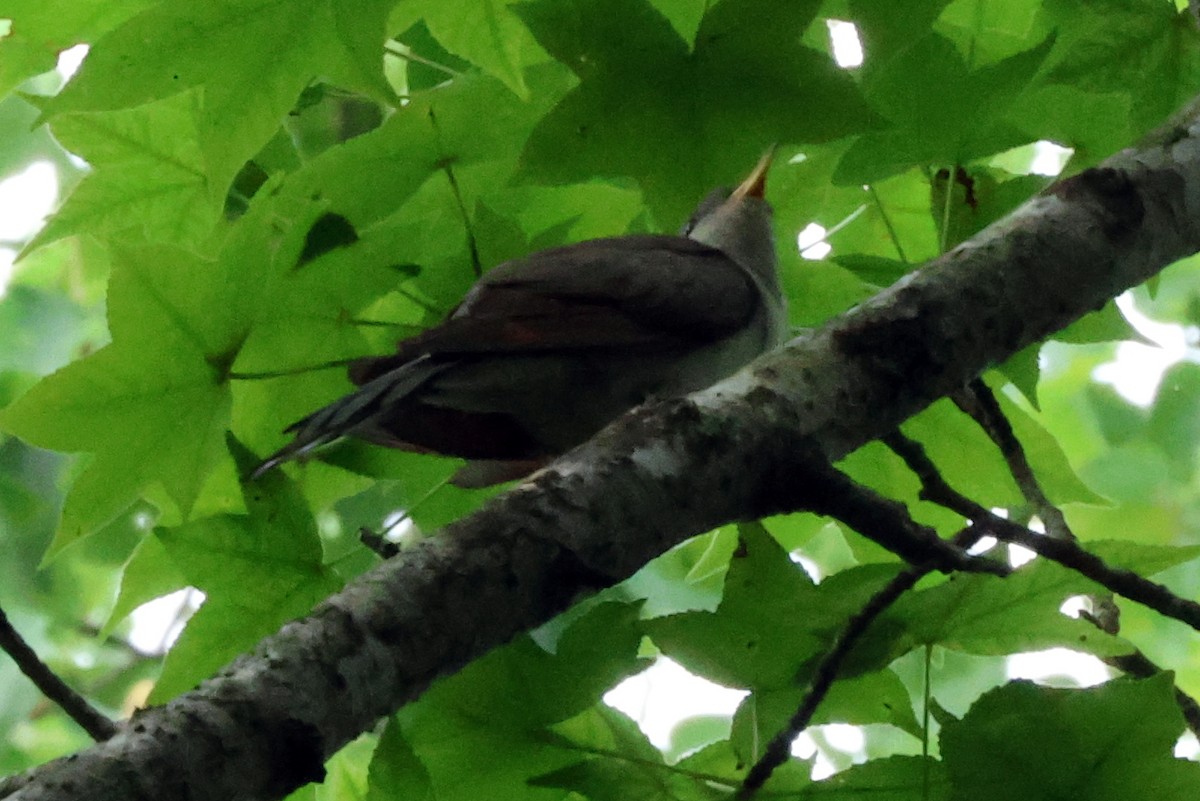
255,150,786,486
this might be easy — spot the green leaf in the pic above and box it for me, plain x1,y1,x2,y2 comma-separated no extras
392,0,544,98
309,733,376,801
101,532,187,637
996,345,1041,408
930,169,1046,250
1056,300,1143,345
1043,0,1200,134
900,399,1023,509
45,0,396,188
531,707,709,801
833,255,913,289
518,0,876,224
1147,361,1200,477
0,0,155,99
0,343,230,556
941,676,1200,800
395,602,648,801
645,0,709,46
366,721,434,801
836,32,1055,184
936,0,1048,64
27,91,218,255
850,0,950,61
0,284,91,376
414,601,647,731
276,66,572,228
997,390,1106,506
1086,540,1200,576
149,451,341,700
784,755,949,799
1085,382,1147,446
881,559,1132,659
646,524,900,690
730,670,922,763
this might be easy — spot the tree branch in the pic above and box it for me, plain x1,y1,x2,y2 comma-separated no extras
885,427,1200,632
749,444,1004,575
890,403,1200,743
0,606,117,742
955,379,1074,540
11,93,1200,801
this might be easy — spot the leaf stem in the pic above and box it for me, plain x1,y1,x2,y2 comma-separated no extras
383,41,462,78
228,359,355,380
867,185,908,263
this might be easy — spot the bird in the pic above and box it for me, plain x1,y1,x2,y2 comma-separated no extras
254,150,786,487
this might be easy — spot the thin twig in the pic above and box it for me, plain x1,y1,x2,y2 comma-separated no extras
739,523,987,796
0,605,118,742
887,432,1200,643
882,431,990,521
955,379,1073,540
984,521,1200,632
738,439,1008,794
887,430,1200,741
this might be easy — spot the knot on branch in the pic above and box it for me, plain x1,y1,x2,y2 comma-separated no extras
1049,166,1145,243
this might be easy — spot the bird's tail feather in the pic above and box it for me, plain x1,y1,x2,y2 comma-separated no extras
251,355,441,479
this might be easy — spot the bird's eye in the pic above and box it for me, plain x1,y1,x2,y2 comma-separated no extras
680,188,733,236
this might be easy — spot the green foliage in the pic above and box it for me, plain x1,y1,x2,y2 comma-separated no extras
941,675,1200,800
2,0,1200,798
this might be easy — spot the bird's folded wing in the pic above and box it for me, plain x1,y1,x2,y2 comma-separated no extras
350,235,760,384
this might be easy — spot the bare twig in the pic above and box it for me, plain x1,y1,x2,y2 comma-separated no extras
955,379,1073,540
739,521,989,796
892,400,1196,631
0,605,118,742
983,522,1200,631
886,428,1200,743
882,431,989,521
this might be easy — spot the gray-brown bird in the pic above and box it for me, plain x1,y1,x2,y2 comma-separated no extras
255,151,785,486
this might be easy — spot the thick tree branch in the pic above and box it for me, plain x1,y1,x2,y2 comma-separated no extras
11,98,1200,801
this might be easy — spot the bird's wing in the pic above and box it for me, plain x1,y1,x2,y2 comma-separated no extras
469,235,757,338
350,235,761,384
